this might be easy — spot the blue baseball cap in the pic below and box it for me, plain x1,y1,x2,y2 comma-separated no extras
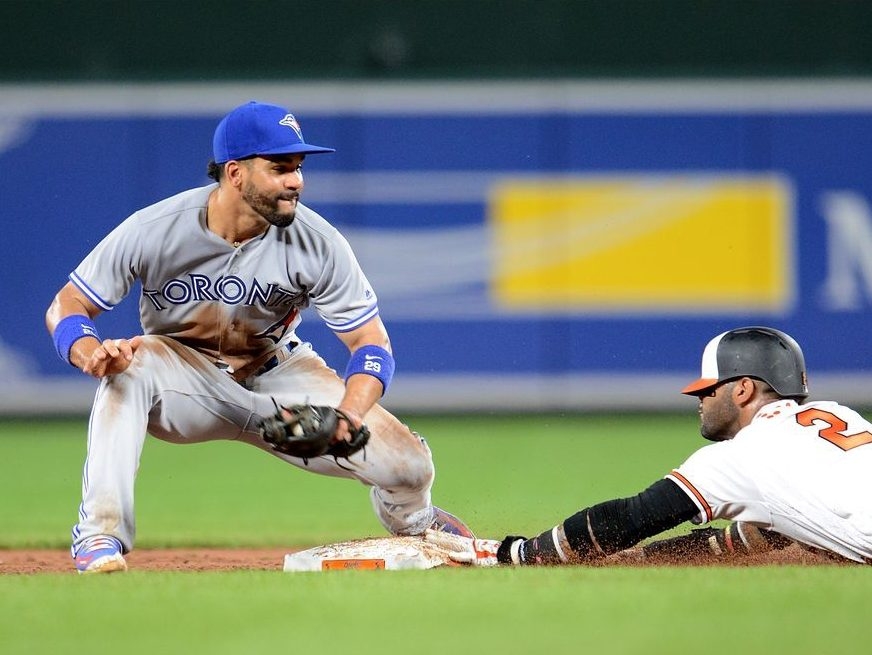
212,101,335,163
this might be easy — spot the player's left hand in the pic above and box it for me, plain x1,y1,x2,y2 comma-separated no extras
607,546,647,563
424,529,502,566
334,406,365,447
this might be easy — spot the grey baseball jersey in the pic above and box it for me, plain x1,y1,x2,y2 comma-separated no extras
668,399,872,563
69,184,439,554
71,183,378,379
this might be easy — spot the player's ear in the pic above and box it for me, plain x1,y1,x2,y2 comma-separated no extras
733,378,772,407
732,377,757,406
224,160,244,187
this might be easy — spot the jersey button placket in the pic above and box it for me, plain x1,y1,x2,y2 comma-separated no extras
228,249,241,275
222,250,242,344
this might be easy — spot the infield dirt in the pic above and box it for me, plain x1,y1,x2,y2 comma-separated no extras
0,543,853,574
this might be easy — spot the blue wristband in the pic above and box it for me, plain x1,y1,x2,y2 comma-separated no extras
344,345,395,395
53,315,101,365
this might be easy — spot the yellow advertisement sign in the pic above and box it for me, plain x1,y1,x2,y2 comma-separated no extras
490,176,793,313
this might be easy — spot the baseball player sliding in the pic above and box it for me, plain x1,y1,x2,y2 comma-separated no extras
428,327,872,566
45,100,473,574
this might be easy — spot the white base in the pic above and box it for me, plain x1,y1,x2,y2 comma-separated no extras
283,536,453,572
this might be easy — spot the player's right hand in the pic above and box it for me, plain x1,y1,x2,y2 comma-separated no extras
424,529,502,566
82,336,143,378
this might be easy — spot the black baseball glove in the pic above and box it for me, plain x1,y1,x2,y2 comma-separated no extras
259,403,370,463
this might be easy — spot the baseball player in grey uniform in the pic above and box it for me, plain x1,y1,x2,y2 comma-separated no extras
428,326,872,566
45,100,473,574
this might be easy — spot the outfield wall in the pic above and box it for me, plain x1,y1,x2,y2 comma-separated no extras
2,81,871,413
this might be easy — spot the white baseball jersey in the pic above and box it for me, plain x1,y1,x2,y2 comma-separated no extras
668,399,872,563
70,183,378,379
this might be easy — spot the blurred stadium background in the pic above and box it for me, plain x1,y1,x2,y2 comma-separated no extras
1,1,871,414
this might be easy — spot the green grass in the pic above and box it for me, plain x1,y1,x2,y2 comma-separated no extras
0,413,700,549
3,566,871,654
2,414,871,655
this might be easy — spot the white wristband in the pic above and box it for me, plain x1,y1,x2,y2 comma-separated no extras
509,539,524,565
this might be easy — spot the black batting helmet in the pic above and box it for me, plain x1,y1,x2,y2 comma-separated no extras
682,326,809,400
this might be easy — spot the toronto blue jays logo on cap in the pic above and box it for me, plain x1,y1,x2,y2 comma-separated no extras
278,114,304,141
212,101,335,163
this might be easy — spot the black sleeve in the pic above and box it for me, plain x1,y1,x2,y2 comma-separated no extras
562,478,699,558
497,478,699,565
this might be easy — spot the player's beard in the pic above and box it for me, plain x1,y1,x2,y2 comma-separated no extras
242,181,298,228
698,392,740,442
